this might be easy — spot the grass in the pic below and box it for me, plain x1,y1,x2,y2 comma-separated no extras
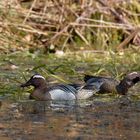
0,49,140,100
0,0,140,52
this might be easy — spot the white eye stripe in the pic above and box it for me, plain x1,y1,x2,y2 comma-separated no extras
33,75,46,80
128,72,138,76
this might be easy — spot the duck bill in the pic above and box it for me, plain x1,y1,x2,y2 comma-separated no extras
20,80,31,87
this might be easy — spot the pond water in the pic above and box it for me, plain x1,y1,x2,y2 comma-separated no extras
0,51,140,140
1,97,140,140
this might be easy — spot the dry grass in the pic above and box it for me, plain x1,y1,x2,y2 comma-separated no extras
0,0,140,53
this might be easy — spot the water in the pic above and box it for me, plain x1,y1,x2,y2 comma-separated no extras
1,97,140,140
0,52,140,139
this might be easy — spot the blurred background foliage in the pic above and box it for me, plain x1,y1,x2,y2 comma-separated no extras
0,0,140,53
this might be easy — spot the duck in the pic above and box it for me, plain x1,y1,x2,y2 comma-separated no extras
20,74,103,100
84,72,140,95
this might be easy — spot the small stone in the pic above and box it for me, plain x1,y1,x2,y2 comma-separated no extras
0,123,5,129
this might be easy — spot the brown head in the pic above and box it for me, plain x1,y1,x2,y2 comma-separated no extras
117,72,140,94
122,72,140,87
20,74,47,88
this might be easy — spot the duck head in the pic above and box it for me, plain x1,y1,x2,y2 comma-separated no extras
118,72,140,94
20,74,47,88
121,72,140,87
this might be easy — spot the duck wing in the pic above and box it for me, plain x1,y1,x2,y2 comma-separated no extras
84,75,114,83
48,84,77,100
76,80,104,99
84,75,119,93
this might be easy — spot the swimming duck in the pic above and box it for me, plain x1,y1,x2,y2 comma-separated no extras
20,74,102,100
84,72,140,95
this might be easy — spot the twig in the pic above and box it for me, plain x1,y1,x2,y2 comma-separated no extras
75,29,90,46
70,23,133,30
22,0,37,24
116,28,140,50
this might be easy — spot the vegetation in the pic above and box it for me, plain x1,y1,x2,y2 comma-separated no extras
1,2,140,140
0,0,140,53
0,0,140,99
0,50,140,100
